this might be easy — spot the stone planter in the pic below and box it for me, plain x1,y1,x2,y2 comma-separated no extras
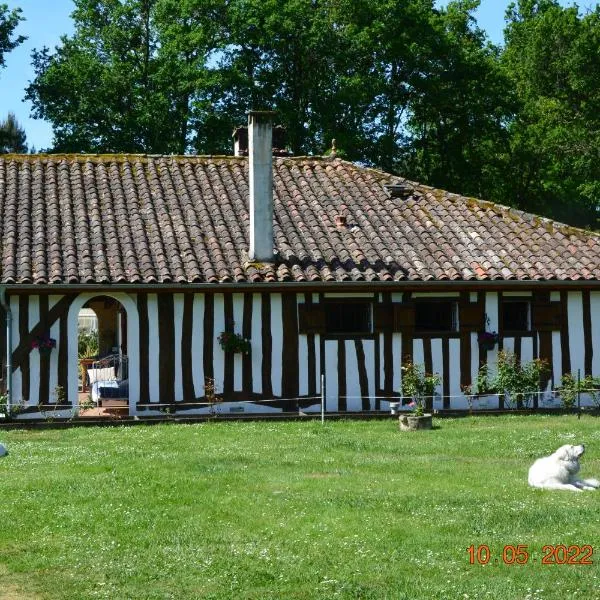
399,413,433,431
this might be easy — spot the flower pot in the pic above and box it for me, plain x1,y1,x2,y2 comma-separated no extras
399,413,433,431
38,347,53,356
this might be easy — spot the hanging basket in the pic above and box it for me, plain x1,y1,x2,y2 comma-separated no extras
479,340,496,352
478,332,498,352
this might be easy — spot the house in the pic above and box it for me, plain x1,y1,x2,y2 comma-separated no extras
0,111,599,418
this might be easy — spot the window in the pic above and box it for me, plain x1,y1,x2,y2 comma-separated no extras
324,302,372,335
415,301,457,333
502,300,530,333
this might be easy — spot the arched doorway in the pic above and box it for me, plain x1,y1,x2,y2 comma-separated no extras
68,293,140,416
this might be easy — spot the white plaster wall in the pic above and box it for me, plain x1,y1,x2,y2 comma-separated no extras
567,291,585,378
192,294,205,397
552,330,562,386
521,337,534,363
212,294,225,395
324,340,338,411
344,340,361,411
591,292,600,376
27,296,40,406
233,293,244,392
484,292,499,378
147,294,160,403
48,296,61,401
173,293,184,402
251,293,262,394
270,293,283,397
298,334,309,397
448,338,462,408
10,295,21,405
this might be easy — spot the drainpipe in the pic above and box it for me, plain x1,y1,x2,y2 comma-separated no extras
0,286,12,413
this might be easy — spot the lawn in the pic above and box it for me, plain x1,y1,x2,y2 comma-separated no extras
0,416,599,599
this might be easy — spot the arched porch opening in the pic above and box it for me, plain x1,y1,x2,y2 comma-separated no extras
68,293,139,417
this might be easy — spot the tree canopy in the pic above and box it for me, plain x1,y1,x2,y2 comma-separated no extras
23,0,600,229
0,3,24,70
0,112,27,153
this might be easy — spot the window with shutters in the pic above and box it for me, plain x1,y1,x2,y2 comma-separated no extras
502,299,531,333
324,302,372,335
415,300,458,333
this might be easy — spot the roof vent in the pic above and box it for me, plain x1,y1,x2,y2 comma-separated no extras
384,183,414,199
335,214,347,228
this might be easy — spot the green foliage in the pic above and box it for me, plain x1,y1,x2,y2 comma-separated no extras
26,0,222,153
78,331,98,359
0,112,27,153
462,363,497,396
0,3,25,70
0,393,22,418
557,373,600,409
217,330,250,354
400,360,441,415
494,351,549,408
501,0,600,228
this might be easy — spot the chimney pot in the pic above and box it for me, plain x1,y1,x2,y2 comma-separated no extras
384,182,414,199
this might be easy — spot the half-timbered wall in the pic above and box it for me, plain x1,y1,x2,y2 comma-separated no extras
2,289,600,416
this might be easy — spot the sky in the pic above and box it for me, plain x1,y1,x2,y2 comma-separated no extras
0,0,590,151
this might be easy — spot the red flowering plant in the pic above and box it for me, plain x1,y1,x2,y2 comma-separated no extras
217,330,251,354
31,334,57,352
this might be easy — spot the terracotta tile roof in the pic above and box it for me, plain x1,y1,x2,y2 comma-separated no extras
0,153,598,285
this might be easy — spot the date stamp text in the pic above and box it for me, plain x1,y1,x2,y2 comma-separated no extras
467,544,593,566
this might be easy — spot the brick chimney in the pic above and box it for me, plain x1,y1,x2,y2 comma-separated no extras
248,111,276,262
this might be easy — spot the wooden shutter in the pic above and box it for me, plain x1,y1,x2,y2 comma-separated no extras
532,302,562,331
373,304,393,332
393,304,415,333
298,304,326,334
459,302,484,331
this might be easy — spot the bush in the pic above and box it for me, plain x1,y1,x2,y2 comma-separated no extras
494,351,549,408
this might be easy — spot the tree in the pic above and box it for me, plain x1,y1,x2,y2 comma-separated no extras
0,112,27,153
403,0,516,201
502,0,600,229
0,3,24,70
26,0,224,153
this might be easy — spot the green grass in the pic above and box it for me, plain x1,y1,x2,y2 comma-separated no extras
0,416,599,599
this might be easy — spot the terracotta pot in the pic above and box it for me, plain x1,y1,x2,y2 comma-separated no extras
399,413,433,431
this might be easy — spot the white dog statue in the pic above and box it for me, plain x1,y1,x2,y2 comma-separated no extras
528,444,600,492
0,442,7,457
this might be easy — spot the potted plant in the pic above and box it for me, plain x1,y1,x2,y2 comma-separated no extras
399,360,440,430
494,351,548,409
217,330,251,354
31,334,56,355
